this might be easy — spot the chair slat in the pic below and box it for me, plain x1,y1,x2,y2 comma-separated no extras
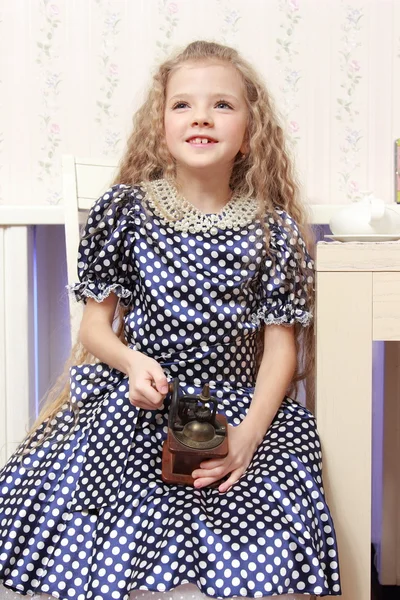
63,155,118,345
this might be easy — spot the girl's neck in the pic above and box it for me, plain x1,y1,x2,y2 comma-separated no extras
174,169,233,214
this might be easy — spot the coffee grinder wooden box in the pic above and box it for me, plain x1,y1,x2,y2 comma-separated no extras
161,379,229,487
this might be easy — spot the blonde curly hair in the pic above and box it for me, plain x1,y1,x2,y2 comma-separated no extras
22,40,315,455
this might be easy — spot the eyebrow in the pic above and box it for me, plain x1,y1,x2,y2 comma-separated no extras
168,93,240,102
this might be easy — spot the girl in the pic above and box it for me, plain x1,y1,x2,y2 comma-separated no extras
0,41,340,600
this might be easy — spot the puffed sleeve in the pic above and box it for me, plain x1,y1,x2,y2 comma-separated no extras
251,210,314,327
67,184,138,307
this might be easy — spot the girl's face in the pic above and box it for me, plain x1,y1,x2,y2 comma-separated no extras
164,61,248,176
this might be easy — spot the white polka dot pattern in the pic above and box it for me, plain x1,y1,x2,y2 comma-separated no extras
69,185,138,307
251,212,313,328
68,184,313,334
0,185,340,599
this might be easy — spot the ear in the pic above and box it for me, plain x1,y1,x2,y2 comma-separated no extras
240,136,249,155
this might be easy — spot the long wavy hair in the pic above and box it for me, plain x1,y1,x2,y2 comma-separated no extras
22,40,315,455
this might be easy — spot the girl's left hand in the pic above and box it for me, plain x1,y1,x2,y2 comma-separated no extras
191,421,263,493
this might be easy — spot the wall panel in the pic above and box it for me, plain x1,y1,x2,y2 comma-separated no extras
0,0,398,207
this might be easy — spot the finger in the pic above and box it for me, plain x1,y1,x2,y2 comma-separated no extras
218,468,243,494
193,475,223,489
152,375,169,396
135,382,165,407
192,465,225,479
199,458,225,470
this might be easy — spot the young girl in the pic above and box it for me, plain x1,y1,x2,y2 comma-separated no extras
0,41,340,600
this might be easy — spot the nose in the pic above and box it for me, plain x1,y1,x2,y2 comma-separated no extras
192,118,213,126
191,109,214,127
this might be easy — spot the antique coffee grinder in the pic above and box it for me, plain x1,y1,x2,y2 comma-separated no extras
161,379,229,487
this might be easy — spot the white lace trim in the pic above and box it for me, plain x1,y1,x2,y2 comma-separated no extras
67,281,132,306
250,305,313,328
141,178,259,233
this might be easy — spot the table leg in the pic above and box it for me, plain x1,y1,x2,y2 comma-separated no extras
316,271,372,599
380,341,400,584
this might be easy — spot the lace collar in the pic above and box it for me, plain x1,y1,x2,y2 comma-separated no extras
141,178,258,234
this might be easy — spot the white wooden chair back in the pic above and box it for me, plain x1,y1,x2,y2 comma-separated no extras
62,155,118,345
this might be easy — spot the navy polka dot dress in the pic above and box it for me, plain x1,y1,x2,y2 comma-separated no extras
0,181,341,600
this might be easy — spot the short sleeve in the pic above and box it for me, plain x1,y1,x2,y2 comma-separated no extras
67,184,138,307
251,210,314,327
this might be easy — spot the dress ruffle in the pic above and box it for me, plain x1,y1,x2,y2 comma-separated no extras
67,280,134,306
250,303,313,327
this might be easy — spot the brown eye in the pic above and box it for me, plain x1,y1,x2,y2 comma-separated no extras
173,102,188,109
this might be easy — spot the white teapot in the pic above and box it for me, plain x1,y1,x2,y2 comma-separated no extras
329,193,400,235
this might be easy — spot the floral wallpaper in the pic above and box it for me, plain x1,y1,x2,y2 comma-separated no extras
275,0,302,149
156,0,180,60
36,0,63,204
1,0,399,207
217,0,241,47
336,4,364,201
94,0,123,156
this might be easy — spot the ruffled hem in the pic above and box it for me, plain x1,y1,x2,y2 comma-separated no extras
67,280,133,307
0,579,341,599
250,303,313,327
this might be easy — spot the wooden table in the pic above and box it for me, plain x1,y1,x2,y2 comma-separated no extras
316,241,400,599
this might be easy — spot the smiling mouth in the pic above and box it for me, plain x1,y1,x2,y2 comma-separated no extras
186,137,218,144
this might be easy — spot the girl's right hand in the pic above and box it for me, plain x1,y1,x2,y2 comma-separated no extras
127,351,170,410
